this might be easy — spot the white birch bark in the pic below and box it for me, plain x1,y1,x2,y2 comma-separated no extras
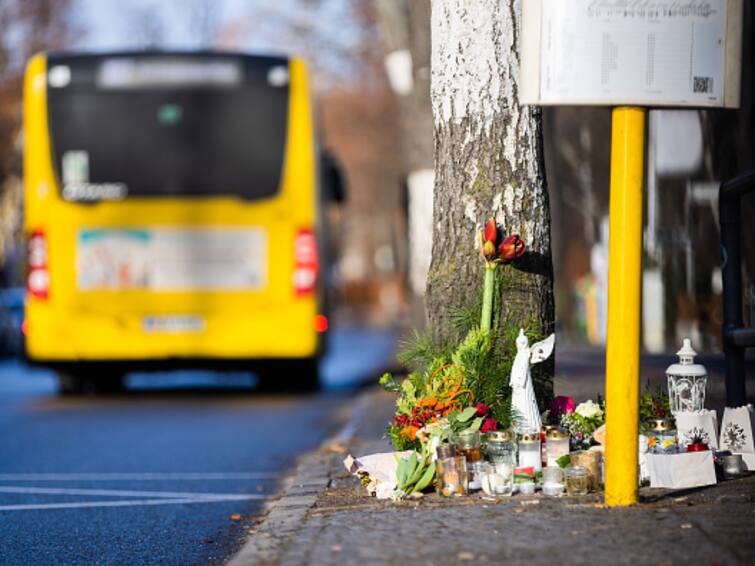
427,0,554,358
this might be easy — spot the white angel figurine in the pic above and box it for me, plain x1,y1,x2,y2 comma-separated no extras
510,329,555,433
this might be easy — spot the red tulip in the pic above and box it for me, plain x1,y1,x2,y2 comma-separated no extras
498,234,525,263
483,217,498,244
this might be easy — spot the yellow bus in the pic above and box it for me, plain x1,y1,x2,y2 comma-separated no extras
23,51,342,393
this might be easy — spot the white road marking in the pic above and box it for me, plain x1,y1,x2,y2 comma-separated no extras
0,473,276,512
0,472,278,481
0,496,262,512
0,486,268,500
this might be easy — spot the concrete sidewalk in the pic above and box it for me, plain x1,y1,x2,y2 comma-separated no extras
230,387,755,566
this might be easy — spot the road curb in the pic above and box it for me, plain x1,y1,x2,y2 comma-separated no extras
227,389,376,566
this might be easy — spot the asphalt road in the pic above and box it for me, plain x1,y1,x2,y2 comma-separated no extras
0,327,396,566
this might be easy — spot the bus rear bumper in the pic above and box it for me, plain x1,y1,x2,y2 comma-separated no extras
25,308,326,363
26,356,324,375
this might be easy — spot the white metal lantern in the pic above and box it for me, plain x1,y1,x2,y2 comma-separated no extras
666,339,708,414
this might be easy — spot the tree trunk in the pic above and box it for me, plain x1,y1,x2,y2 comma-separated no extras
427,1,554,359
374,0,435,300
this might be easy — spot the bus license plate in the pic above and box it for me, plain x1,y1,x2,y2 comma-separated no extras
142,315,205,333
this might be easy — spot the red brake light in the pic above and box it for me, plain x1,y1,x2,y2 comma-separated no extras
27,230,50,300
294,229,318,297
314,314,329,333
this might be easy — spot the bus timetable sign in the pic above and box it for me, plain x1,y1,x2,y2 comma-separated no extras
521,0,743,108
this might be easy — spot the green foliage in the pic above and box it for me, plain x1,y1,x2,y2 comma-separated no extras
446,406,484,436
639,381,671,434
381,264,552,450
448,300,481,340
396,329,453,375
555,454,572,469
457,406,478,421
397,377,419,415
379,373,401,393
394,443,436,499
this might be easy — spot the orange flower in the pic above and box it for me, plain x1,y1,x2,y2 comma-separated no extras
400,426,419,441
483,217,498,244
419,397,438,408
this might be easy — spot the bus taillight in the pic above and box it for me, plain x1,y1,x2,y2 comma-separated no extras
27,230,50,300
294,229,318,296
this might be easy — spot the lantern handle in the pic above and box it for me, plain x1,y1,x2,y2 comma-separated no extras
676,338,697,365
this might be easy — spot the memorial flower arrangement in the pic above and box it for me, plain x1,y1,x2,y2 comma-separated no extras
560,398,605,450
378,217,535,497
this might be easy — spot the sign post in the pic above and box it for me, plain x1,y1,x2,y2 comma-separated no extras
605,106,646,506
521,0,743,506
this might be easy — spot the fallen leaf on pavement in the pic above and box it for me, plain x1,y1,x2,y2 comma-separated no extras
324,441,348,453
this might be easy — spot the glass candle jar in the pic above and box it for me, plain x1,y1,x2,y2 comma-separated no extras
492,462,514,495
456,430,482,489
436,445,468,497
542,466,564,496
542,482,564,496
565,466,590,496
480,462,514,496
545,429,570,467
569,450,602,491
541,425,557,467
467,461,485,491
646,418,678,454
542,465,564,484
722,454,744,479
486,429,517,466
517,432,542,471
456,430,483,463
478,462,494,495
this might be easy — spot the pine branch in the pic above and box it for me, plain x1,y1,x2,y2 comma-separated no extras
396,329,451,374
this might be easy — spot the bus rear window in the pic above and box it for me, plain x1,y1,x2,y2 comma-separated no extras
46,54,290,202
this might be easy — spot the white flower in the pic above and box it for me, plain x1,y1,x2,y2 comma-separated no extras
575,400,603,419
416,418,450,444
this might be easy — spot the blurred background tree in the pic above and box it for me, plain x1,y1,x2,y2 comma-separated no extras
0,0,76,286
373,0,433,323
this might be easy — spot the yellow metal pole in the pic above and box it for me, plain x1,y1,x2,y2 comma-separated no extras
604,106,646,507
